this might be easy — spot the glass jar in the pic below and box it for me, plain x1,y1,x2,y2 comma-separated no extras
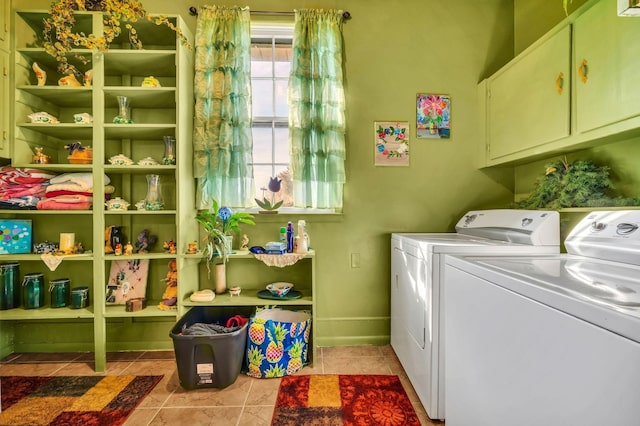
113,95,133,124
163,136,176,165
71,286,89,309
50,278,70,308
22,272,44,309
144,174,164,210
0,263,20,310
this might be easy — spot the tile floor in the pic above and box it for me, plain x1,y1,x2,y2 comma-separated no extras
0,345,444,425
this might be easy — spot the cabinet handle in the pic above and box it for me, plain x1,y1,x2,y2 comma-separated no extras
578,59,588,83
555,72,564,94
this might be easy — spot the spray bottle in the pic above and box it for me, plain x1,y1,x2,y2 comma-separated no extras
296,220,309,253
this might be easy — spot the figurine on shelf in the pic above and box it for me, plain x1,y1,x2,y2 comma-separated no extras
105,197,130,211
108,154,133,166
65,142,93,164
32,147,51,164
124,242,133,256
186,241,198,255
27,112,59,123
158,259,178,310
142,76,161,87
58,73,82,87
73,113,93,124
114,243,123,256
105,225,124,254
32,62,46,86
134,229,157,254
163,240,177,254
241,234,249,250
137,157,159,166
84,69,93,87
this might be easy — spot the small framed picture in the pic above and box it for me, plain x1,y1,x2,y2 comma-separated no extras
417,93,451,139
374,121,410,167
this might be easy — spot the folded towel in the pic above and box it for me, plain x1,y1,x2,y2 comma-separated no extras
49,172,110,190
36,199,92,210
0,196,39,209
0,166,56,184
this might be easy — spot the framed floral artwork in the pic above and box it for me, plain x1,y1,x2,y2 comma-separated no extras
417,93,451,139
374,121,410,166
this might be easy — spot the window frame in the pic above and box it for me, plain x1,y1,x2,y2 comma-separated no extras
248,23,337,215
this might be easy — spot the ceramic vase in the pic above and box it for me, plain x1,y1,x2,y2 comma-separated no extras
144,174,164,210
215,264,226,294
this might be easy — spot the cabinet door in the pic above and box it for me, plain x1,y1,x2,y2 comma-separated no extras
486,26,571,163
0,1,8,52
574,0,640,134
0,50,8,157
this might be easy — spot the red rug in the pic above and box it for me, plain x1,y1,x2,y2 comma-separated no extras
0,375,162,425
272,374,421,425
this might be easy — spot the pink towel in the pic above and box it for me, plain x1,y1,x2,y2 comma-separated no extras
36,199,92,210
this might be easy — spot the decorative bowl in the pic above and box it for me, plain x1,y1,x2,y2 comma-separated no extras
266,282,293,297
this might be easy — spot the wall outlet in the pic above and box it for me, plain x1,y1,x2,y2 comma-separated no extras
350,253,361,268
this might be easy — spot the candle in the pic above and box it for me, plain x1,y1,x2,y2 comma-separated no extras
59,233,75,254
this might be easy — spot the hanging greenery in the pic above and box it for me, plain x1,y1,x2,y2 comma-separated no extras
515,158,640,209
43,0,191,76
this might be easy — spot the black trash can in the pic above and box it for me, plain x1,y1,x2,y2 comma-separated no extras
170,307,249,390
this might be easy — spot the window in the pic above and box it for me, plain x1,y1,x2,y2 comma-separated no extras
250,25,294,209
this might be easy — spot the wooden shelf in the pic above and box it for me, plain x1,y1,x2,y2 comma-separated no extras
4,10,196,372
103,123,176,139
16,86,93,107
103,87,176,107
182,291,313,307
104,304,177,318
0,307,94,320
16,123,93,138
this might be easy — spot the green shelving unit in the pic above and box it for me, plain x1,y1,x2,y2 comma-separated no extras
0,10,197,372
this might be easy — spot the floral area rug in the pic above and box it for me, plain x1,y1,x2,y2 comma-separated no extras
0,375,162,425
272,374,421,425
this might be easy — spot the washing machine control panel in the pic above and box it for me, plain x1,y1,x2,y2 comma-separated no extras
565,210,640,265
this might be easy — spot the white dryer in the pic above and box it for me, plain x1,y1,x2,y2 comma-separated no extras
390,209,560,420
444,210,640,426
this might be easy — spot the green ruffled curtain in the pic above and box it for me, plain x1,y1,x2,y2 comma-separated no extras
288,9,346,209
193,5,254,209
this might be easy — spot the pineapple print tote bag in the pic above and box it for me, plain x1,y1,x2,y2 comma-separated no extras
246,307,311,378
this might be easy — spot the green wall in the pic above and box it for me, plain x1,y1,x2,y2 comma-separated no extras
11,0,516,347
514,0,588,53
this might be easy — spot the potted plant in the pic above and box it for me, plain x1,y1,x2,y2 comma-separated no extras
195,200,255,268
43,0,191,77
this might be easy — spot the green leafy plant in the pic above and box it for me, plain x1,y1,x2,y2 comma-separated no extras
195,200,255,267
515,158,639,209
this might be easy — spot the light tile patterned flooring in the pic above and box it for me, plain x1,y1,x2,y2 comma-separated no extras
0,345,444,425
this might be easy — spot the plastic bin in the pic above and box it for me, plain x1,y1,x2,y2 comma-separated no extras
170,307,249,390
